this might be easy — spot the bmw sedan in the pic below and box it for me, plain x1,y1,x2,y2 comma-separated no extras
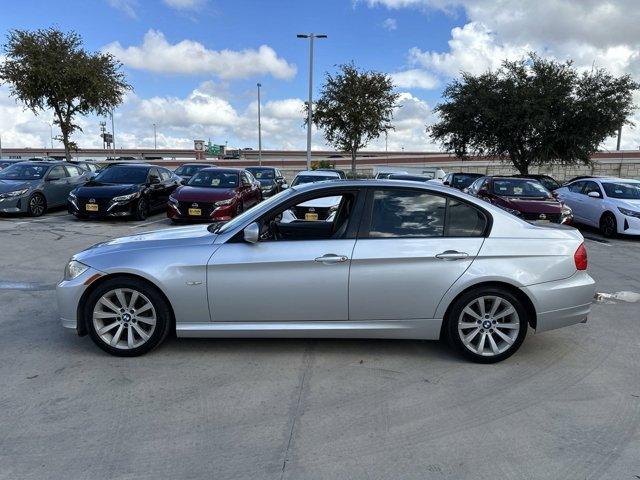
0,161,90,216
69,164,180,220
57,180,595,362
554,177,640,237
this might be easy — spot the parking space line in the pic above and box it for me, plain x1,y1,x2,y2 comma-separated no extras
130,218,168,229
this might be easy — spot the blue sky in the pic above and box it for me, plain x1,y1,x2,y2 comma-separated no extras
1,0,639,151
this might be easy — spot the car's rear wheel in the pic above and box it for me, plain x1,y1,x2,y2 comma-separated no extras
84,277,172,356
134,198,149,221
27,193,46,217
599,212,617,238
446,287,528,363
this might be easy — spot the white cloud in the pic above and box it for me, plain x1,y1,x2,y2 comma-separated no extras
390,69,438,89
103,30,297,80
107,0,138,19
382,18,397,31
408,22,529,77
163,0,207,10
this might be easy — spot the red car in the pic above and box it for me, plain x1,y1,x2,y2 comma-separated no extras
467,176,572,224
167,168,262,222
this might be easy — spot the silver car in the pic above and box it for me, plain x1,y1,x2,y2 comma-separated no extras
0,161,90,216
57,181,595,362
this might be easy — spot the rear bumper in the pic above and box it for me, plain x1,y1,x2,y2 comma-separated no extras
521,271,596,332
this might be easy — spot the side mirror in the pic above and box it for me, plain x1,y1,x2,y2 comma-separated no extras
243,222,260,243
442,180,450,186
149,177,161,185
478,188,488,196
587,191,601,198
180,179,187,185
47,176,61,181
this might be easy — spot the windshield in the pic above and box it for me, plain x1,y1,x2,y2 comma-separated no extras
94,166,149,184
291,174,337,186
247,168,275,179
188,170,238,188
537,177,560,191
216,189,291,234
492,179,551,198
176,165,207,176
0,163,48,180
602,182,640,199
452,174,482,188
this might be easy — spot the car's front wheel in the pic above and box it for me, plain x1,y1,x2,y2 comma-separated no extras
84,277,172,356
446,287,528,363
134,198,149,221
599,212,618,238
27,193,47,217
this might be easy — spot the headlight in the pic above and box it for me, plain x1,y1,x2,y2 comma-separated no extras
112,192,139,202
215,198,235,207
0,188,28,199
168,196,178,205
561,204,573,224
618,207,640,218
68,192,76,199
498,205,521,216
64,260,89,281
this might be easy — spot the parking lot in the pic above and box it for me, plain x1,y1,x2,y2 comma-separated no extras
1,210,639,480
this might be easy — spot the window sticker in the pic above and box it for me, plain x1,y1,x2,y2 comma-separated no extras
210,178,221,186
513,187,523,194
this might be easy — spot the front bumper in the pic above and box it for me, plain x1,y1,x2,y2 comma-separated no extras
69,198,137,218
521,270,596,333
56,266,104,332
0,195,28,213
619,214,640,235
167,200,237,222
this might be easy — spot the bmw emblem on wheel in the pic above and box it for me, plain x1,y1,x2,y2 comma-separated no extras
192,203,198,207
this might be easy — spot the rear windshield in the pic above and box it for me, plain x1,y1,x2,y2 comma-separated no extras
0,163,48,180
292,174,337,186
94,166,149,184
492,179,551,198
247,168,275,179
188,170,238,188
452,174,482,188
602,182,640,199
176,165,208,176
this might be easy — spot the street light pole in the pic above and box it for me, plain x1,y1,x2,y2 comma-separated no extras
297,33,327,170
153,123,157,150
257,83,262,166
110,110,116,157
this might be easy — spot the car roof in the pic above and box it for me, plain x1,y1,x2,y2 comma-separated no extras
180,163,212,167
199,167,242,173
290,179,457,194
246,166,276,170
295,170,341,177
451,172,483,176
105,163,152,168
596,177,640,183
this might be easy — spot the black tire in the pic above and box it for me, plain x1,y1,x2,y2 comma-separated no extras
446,287,528,363
27,193,47,217
599,212,617,238
84,276,172,357
134,198,149,221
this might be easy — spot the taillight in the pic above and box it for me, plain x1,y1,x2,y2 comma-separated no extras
574,243,588,270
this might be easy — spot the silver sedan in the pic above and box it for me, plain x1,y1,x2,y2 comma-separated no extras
57,180,595,362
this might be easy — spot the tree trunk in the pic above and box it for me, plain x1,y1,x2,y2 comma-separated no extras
350,148,357,178
62,130,71,161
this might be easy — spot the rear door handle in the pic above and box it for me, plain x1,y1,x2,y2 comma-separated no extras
314,254,348,264
435,250,469,260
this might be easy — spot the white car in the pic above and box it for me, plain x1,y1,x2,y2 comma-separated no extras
554,177,640,237
290,170,342,220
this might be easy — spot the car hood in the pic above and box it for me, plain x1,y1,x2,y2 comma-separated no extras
298,195,342,208
496,196,562,213
615,199,640,209
74,224,215,263
172,186,236,202
73,182,140,199
0,179,37,193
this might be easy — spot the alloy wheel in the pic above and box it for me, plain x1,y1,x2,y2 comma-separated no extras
457,296,520,357
92,288,157,350
601,215,616,237
29,195,45,216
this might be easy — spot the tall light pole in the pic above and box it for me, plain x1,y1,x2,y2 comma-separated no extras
297,33,327,170
110,110,116,157
257,83,262,166
153,123,157,150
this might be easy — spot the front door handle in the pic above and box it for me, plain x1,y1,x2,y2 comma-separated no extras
314,254,348,264
435,250,469,260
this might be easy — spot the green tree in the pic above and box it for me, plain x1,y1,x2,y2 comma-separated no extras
311,63,399,175
429,54,638,174
0,28,131,160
